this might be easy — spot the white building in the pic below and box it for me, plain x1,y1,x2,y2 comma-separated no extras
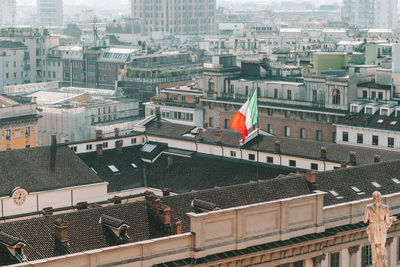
37,0,63,26
342,0,398,29
0,40,28,93
0,0,16,27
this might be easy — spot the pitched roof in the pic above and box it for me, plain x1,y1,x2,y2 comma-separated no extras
0,145,103,196
336,109,400,132
0,40,27,49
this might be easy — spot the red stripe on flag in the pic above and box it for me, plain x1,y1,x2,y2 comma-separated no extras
230,111,248,143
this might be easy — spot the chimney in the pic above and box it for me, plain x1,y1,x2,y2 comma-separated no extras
76,202,88,210
274,141,281,153
155,107,161,121
42,207,53,216
374,155,381,163
306,170,316,184
114,128,119,137
113,196,122,204
54,218,69,245
340,162,348,168
167,156,173,167
96,144,103,157
162,188,171,196
50,135,57,171
96,130,103,140
320,146,327,160
349,151,356,166
115,140,123,152
198,128,204,141
214,131,222,143
159,205,171,225
175,219,182,235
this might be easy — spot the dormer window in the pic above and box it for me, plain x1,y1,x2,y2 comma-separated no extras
0,231,27,262
351,105,358,113
100,214,130,241
381,109,388,116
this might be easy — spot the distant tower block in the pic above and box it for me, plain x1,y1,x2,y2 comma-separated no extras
392,44,400,97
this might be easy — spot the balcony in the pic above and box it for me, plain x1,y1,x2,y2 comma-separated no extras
150,98,197,108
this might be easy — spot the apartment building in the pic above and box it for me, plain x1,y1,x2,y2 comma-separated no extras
342,0,398,29
0,27,61,84
37,0,63,27
0,0,16,27
0,40,29,93
131,0,216,35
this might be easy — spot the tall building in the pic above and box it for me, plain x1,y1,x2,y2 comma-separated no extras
0,0,16,26
37,0,63,26
342,0,398,29
131,0,216,35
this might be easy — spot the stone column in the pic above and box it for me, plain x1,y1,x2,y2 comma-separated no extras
348,245,360,267
386,237,395,266
305,258,313,267
341,248,350,267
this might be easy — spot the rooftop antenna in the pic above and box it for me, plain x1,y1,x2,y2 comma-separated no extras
92,16,98,48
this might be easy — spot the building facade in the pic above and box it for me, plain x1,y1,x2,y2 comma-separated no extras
0,41,29,93
37,0,63,27
342,0,398,29
0,0,16,27
131,0,216,35
0,95,40,151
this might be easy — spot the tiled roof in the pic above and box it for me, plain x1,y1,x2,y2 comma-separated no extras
336,110,400,131
0,145,103,196
3,159,400,262
0,175,312,262
78,145,293,193
0,40,27,49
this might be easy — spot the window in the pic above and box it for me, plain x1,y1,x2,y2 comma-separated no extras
131,138,137,144
5,129,11,140
378,92,383,100
86,144,92,150
316,130,323,141
267,109,273,116
103,142,108,148
332,89,340,105
181,95,186,102
25,127,30,137
388,137,394,148
357,133,363,144
274,88,278,99
249,154,255,160
342,132,348,142
285,126,290,137
230,151,236,157
285,110,291,118
363,90,368,98
316,114,322,122
289,160,296,167
267,124,273,134
372,135,379,146
366,107,373,114
371,91,376,99
300,128,306,139
362,245,372,267
287,90,292,100
381,109,388,116
71,146,77,152
224,119,230,129
351,105,358,113
300,112,306,120
245,86,248,95
311,163,318,170
209,117,214,127
330,252,340,267
267,156,273,163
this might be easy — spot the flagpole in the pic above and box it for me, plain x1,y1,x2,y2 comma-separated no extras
256,82,260,203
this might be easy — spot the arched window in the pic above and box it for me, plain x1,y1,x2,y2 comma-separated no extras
208,78,215,92
332,89,340,105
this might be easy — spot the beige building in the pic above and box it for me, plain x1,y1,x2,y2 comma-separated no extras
131,0,216,35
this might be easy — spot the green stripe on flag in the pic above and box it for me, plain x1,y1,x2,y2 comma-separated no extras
248,88,258,126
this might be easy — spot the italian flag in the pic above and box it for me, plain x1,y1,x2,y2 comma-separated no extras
230,88,258,142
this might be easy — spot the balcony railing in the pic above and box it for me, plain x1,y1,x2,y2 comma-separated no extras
150,98,197,108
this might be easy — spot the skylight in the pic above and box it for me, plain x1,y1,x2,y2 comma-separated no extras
392,178,400,184
377,119,384,124
350,186,361,192
91,167,97,174
108,165,119,173
371,181,381,188
390,121,398,125
329,190,339,197
131,163,138,168
140,143,157,153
